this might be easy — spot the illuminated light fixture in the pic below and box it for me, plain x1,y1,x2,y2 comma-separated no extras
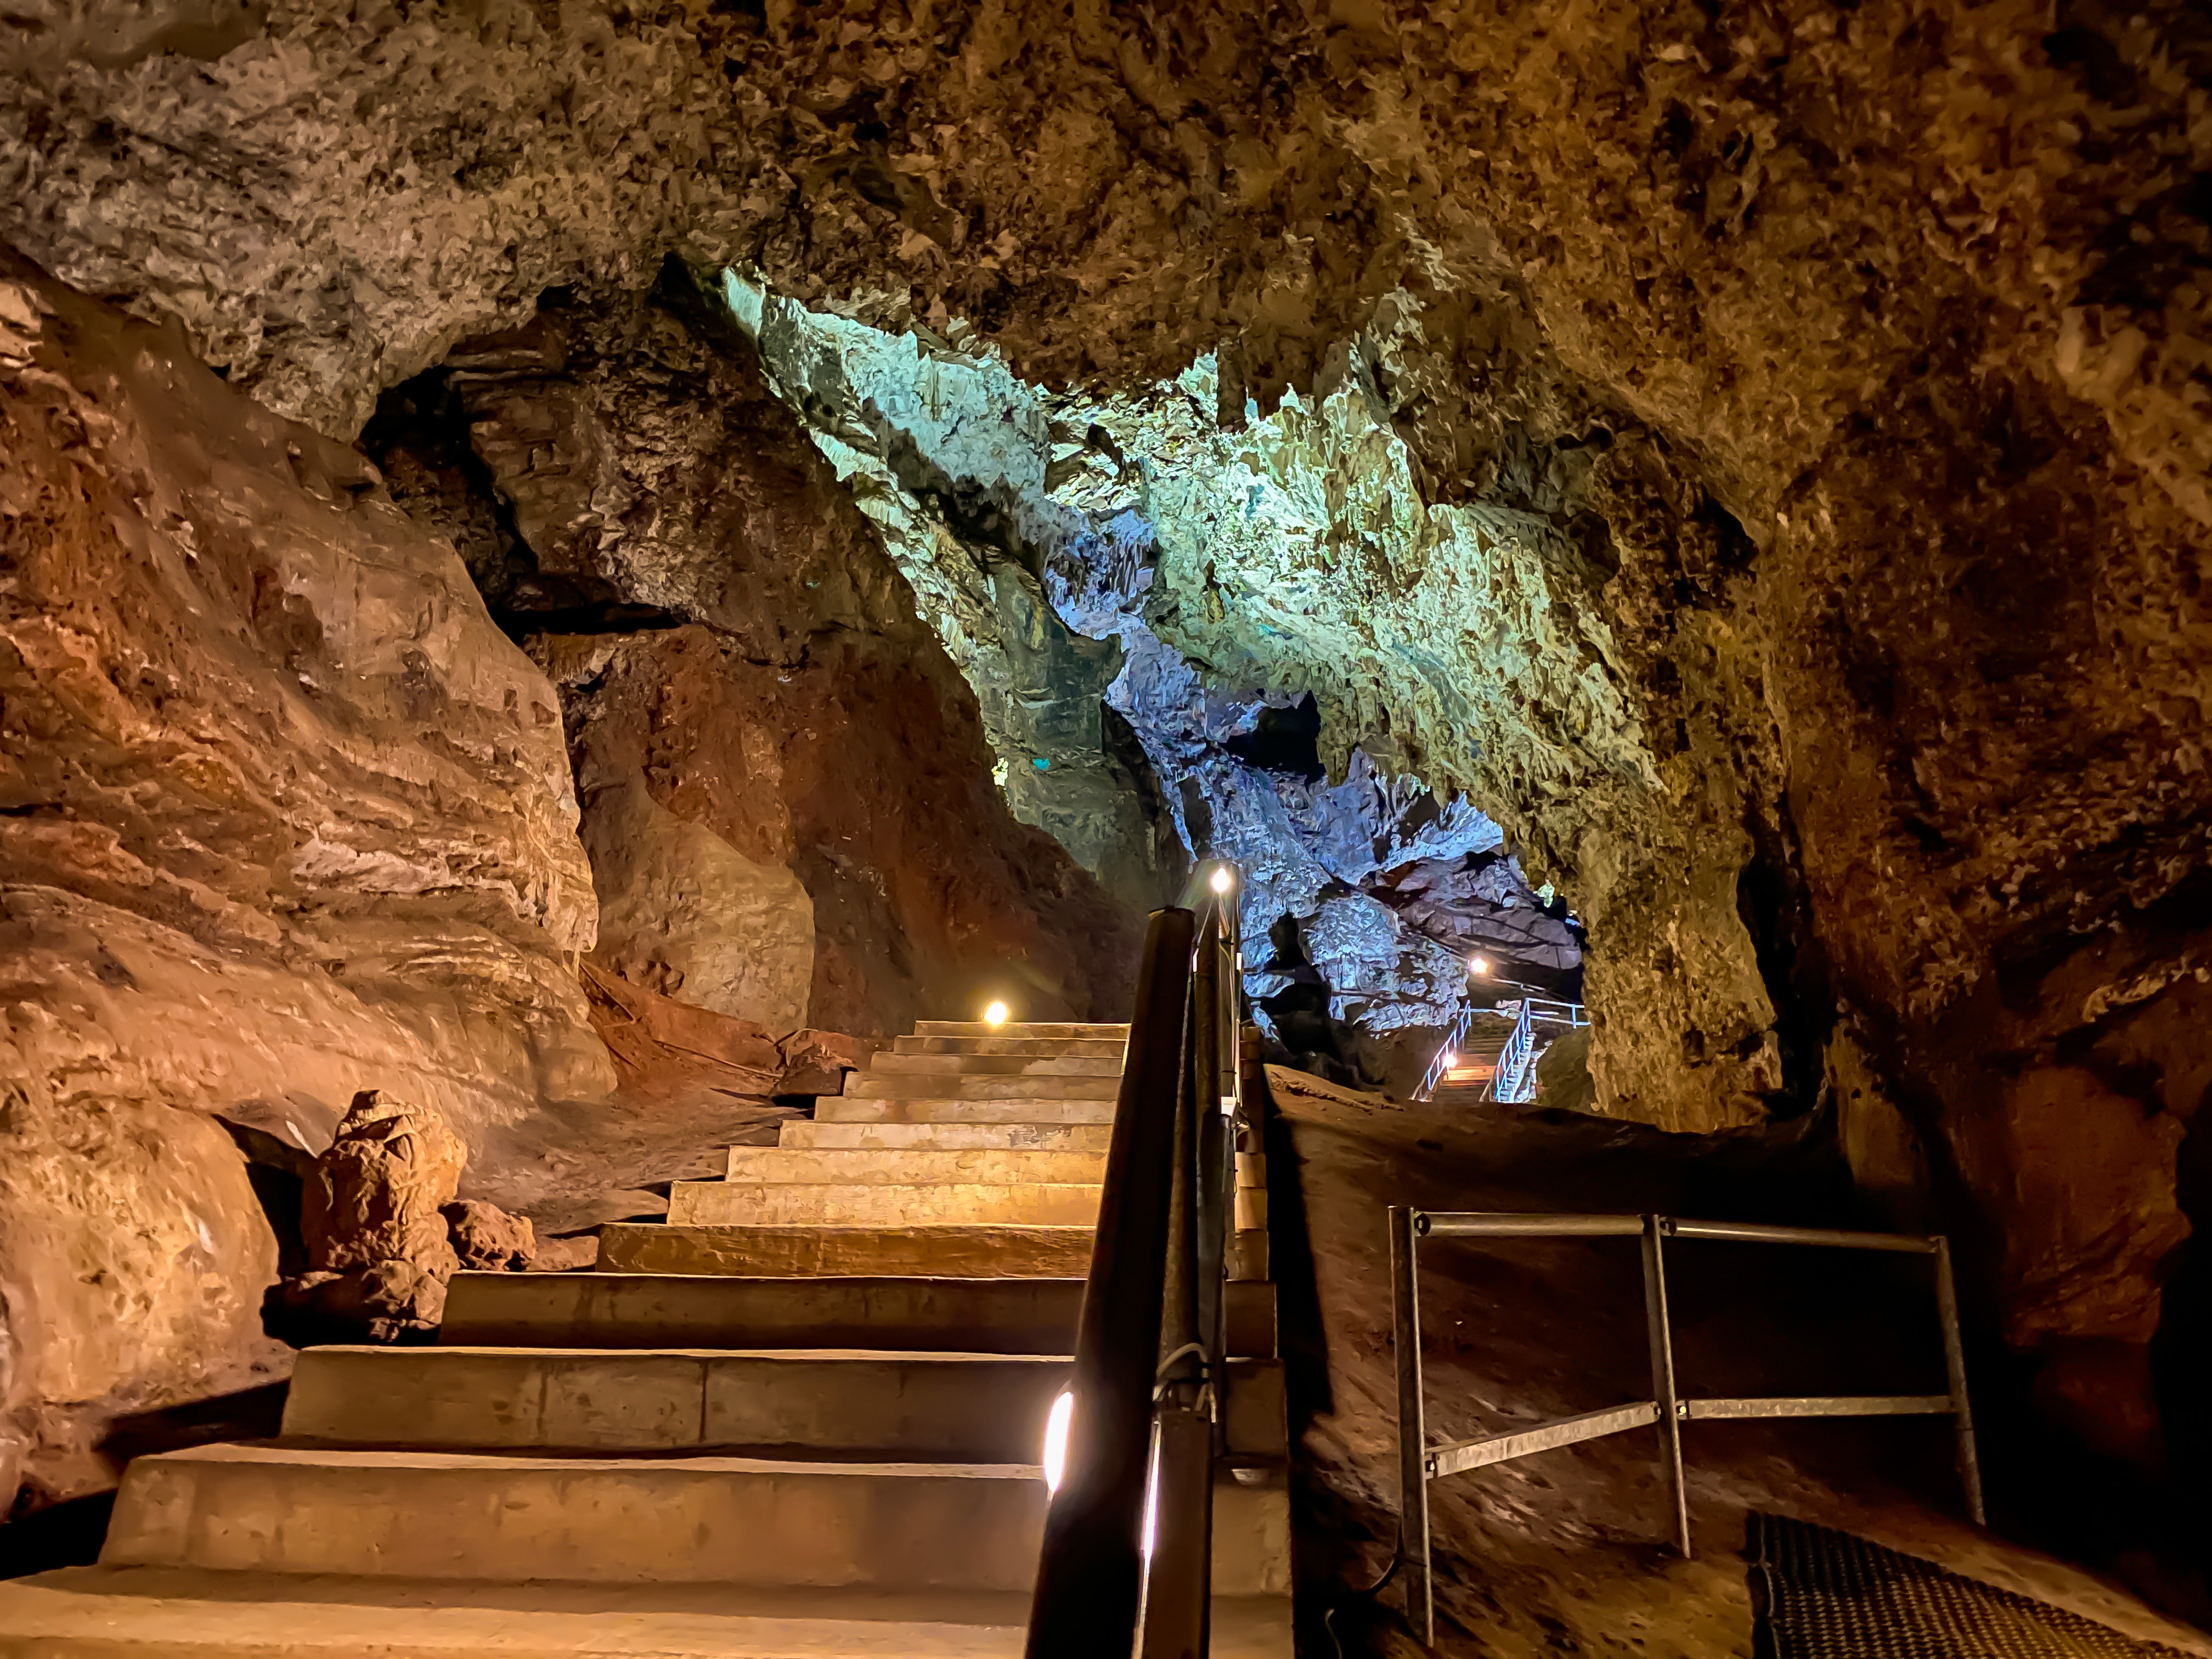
1442,1051,1459,1071
984,1000,1009,1028
1142,1438,1161,1560
1042,1390,1074,1493
1469,955,1491,977
1209,866,1234,895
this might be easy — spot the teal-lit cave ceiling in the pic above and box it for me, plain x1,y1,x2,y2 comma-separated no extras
720,270,1583,1051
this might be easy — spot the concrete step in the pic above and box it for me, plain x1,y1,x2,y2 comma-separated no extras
282,1347,1287,1462
101,1443,1290,1594
816,1096,1115,1125
914,1022,1128,1040
596,1223,1096,1279
723,1147,1109,1186
439,1272,1278,1357
0,1570,1295,1657
867,1052,1124,1078
778,1121,1113,1152
847,1073,1121,1101
895,1035,1127,1058
283,1348,1063,1461
667,1181,1104,1228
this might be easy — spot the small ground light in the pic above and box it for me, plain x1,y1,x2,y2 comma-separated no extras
1442,1050,1459,1070
984,1000,1009,1026
1042,1390,1074,1493
1469,955,1491,977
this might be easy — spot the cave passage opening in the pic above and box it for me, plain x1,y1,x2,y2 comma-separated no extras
719,268,1588,1093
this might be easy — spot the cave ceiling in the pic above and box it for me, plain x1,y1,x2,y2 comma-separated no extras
5,0,2211,1364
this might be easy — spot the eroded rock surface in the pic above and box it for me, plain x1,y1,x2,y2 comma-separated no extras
582,772,816,1030
288,1090,467,1337
2,0,2209,1601
442,1199,536,1274
366,267,1147,1034
0,251,607,1512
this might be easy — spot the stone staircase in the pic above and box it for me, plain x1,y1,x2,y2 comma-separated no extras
0,1019,1294,1656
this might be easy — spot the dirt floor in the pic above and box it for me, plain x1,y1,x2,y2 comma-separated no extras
1265,1067,2212,1658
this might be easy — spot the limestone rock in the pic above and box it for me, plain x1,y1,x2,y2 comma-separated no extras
302,1091,466,1277
7,0,2210,1583
579,964,786,1099
0,252,611,1512
287,1090,466,1333
362,269,1143,1035
775,1030,881,1097
442,1199,536,1273
582,774,815,1031
0,1045,286,1514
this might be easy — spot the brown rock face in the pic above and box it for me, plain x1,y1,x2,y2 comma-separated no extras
442,1199,537,1273
368,270,1145,1034
546,623,1140,1034
290,1090,467,1334
301,1091,466,1278
3,0,2208,1592
0,252,609,1510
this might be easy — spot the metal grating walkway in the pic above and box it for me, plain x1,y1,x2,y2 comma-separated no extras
1750,1516,2194,1659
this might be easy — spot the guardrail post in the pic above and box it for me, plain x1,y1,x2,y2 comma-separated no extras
1641,1215,1691,1557
1933,1236,1987,1526
1391,1205,1433,1646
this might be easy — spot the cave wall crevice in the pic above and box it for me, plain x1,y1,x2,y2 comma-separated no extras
363,260,1149,1034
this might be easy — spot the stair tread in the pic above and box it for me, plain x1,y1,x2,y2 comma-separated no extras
666,1181,1104,1229
0,1569,1292,1657
778,1123,1113,1149
437,1272,1278,1356
138,1441,1048,1477
725,1149,1108,1182
14,1007,1291,1650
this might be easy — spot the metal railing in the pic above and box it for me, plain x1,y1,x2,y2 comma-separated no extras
1413,999,1480,1102
1025,863,1246,1659
1487,996,1587,1104
1390,1209,1984,1647
1416,994,1588,1104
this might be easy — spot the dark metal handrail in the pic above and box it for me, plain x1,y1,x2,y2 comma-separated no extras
1026,864,1246,1659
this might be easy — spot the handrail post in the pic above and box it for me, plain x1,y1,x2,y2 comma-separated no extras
1933,1237,1987,1526
1641,1215,1691,1557
1391,1205,1432,1646
1025,907,1197,1659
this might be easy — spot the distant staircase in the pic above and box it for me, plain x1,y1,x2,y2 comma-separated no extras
1418,995,1589,1105
0,1019,1292,1656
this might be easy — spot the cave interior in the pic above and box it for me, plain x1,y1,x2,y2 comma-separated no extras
2,0,2211,1652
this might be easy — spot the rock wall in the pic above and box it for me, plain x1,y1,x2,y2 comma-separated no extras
581,774,816,1030
364,267,1144,1034
0,249,610,1513
3,0,2209,1587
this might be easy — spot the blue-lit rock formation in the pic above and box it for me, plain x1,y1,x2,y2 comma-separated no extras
725,274,1579,1040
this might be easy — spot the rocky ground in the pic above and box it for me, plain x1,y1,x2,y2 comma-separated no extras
1268,1067,2212,1654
